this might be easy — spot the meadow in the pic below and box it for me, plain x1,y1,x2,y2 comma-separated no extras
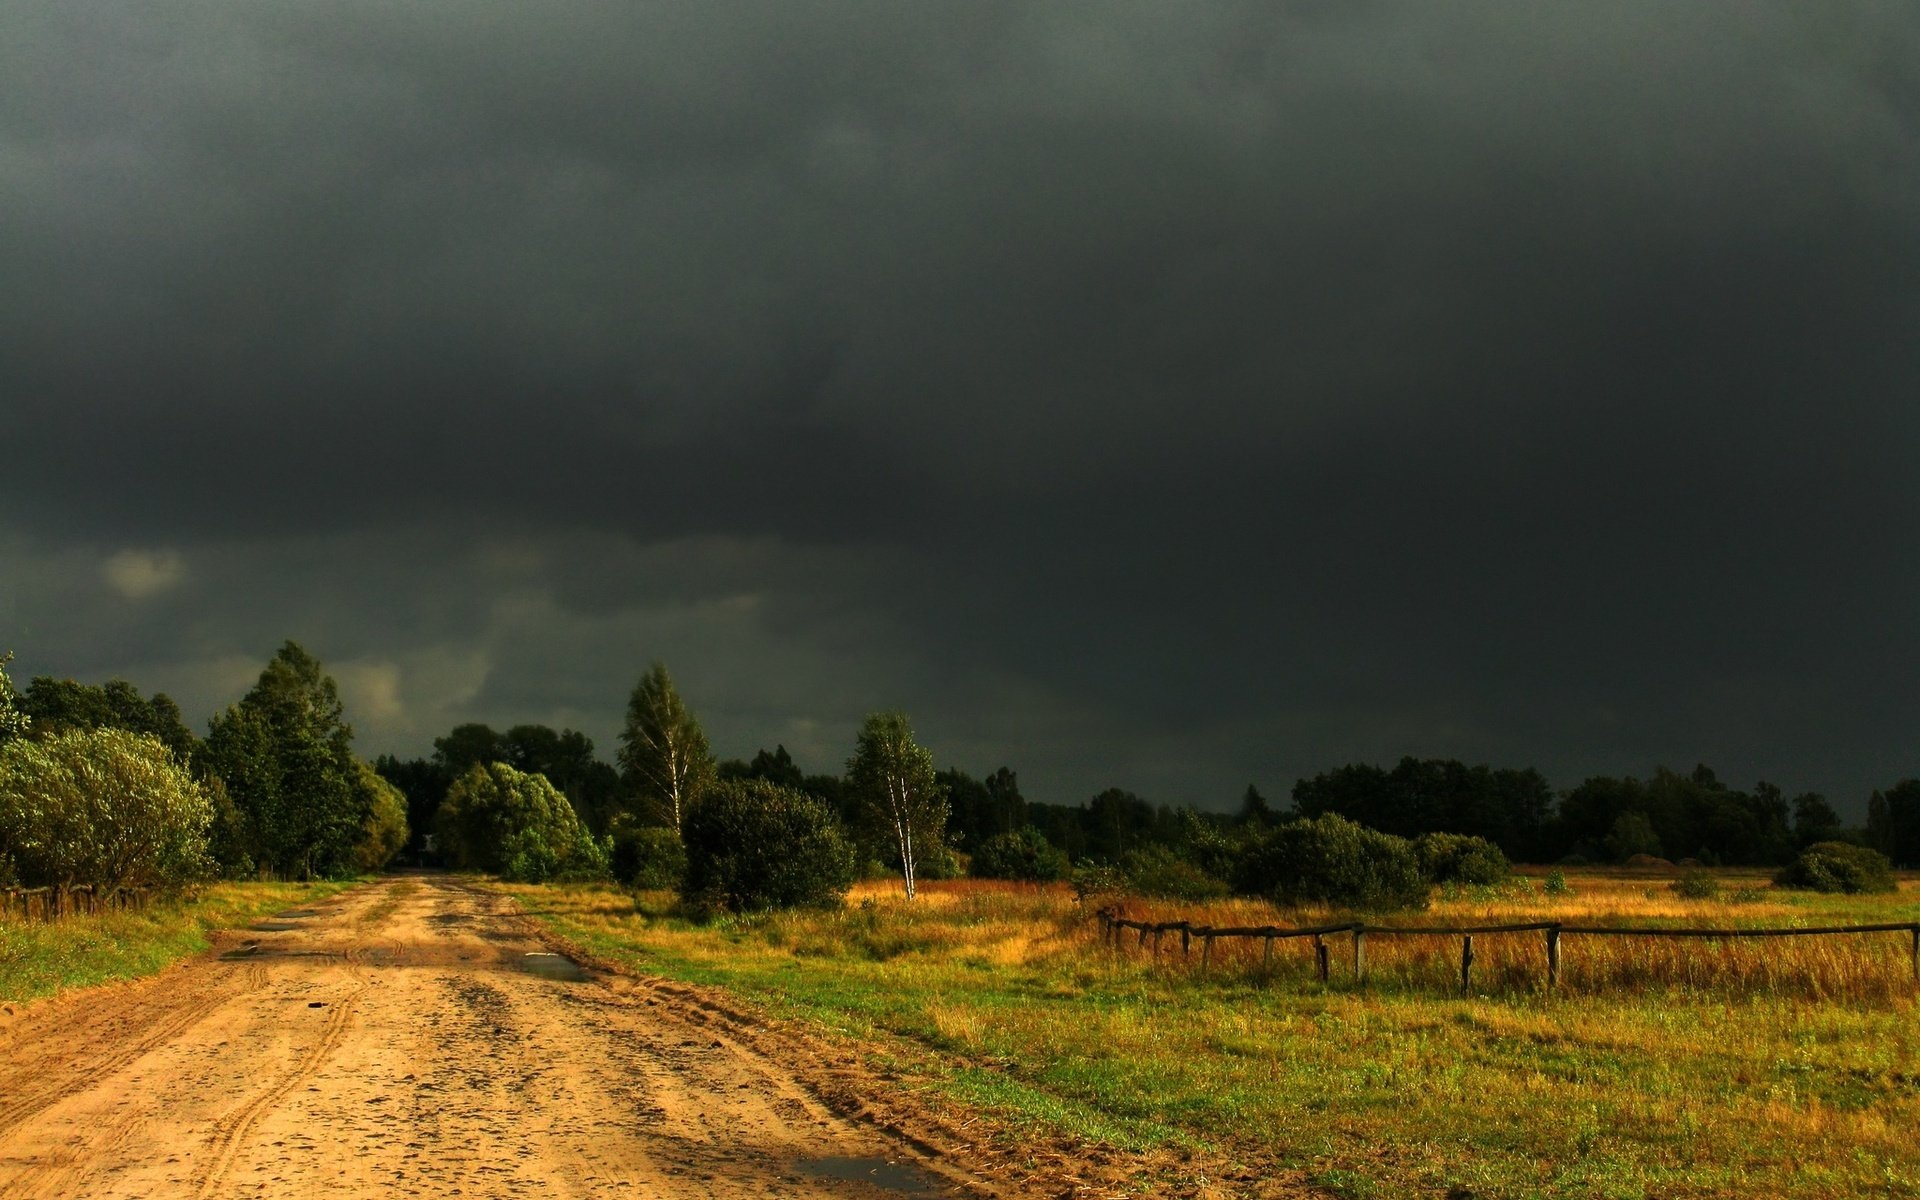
0,879,350,1003
506,870,1920,1200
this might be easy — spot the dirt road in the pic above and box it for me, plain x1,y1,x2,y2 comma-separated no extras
0,875,985,1199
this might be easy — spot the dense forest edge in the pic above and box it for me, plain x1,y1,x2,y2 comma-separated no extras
2,642,1916,911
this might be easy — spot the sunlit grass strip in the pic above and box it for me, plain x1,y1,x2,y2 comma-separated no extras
0,879,352,1003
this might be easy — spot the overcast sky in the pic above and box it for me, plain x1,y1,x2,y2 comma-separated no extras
4,2,1916,812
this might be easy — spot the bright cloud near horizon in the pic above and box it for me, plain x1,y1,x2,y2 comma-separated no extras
3,2,1917,813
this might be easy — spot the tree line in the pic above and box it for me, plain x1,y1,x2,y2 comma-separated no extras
4,641,1918,909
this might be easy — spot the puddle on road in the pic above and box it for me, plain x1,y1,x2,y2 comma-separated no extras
276,909,319,918
249,921,301,932
219,945,259,960
519,952,591,982
796,1157,946,1196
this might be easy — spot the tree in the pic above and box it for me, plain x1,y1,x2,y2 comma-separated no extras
1790,792,1843,849
846,712,949,901
680,778,854,911
0,653,28,744
1604,811,1664,862
351,761,410,872
0,728,212,888
435,762,605,882
200,642,365,879
617,663,714,832
1869,781,1920,867
19,677,198,761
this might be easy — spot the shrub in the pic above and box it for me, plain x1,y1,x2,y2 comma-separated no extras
970,827,1070,881
1671,869,1721,899
680,778,855,911
1543,869,1572,896
436,762,604,883
1237,814,1429,912
0,728,212,888
1120,845,1230,900
1773,842,1897,894
1070,862,1127,905
1415,832,1511,885
609,816,687,890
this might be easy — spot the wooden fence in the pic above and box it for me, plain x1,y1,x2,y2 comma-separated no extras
0,884,156,922
1097,910,1920,993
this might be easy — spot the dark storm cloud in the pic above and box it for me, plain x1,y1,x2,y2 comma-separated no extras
4,1,1918,808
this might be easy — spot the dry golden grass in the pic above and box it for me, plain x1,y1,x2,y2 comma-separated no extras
504,872,1920,1199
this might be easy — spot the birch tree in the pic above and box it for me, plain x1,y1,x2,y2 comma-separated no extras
617,662,713,832
846,711,949,901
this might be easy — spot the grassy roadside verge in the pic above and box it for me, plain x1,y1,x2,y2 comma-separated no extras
502,876,1920,1200
0,879,354,1003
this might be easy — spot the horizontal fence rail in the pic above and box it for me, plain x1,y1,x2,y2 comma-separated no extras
1097,910,1920,994
0,884,157,922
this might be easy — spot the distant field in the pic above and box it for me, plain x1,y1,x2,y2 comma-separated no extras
0,880,351,1004
506,870,1920,1200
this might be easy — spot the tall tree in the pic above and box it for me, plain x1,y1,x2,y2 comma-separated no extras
617,663,714,832
846,711,949,901
201,642,364,878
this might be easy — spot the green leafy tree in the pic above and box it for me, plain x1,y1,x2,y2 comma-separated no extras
680,778,854,911
201,642,365,878
0,653,28,744
846,712,949,901
20,677,198,760
436,761,605,882
1605,810,1664,862
351,761,410,872
617,663,714,832
1790,792,1843,849
0,728,212,888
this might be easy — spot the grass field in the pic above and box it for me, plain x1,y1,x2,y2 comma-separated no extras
506,870,1920,1200
0,880,351,1003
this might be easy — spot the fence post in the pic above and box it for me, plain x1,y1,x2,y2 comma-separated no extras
1314,935,1330,983
1353,928,1366,983
1181,925,1191,958
1460,935,1474,995
1201,934,1214,973
1152,928,1162,958
1262,935,1274,971
1547,925,1561,991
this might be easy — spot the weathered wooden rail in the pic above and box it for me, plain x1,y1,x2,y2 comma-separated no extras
0,884,156,922
1097,910,1920,993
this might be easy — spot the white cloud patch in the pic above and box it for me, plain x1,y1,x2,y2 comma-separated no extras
102,548,187,600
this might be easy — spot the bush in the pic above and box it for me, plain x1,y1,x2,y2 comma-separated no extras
1543,869,1572,896
609,816,687,890
1773,842,1897,894
1120,845,1230,900
0,728,212,888
1415,832,1511,885
969,827,1070,881
1237,814,1429,912
1671,869,1721,899
436,762,604,883
681,778,855,911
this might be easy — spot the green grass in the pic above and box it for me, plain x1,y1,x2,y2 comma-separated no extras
501,876,1920,1200
0,879,352,1003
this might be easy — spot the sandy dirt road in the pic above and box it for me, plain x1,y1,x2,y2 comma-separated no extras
0,875,986,1200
